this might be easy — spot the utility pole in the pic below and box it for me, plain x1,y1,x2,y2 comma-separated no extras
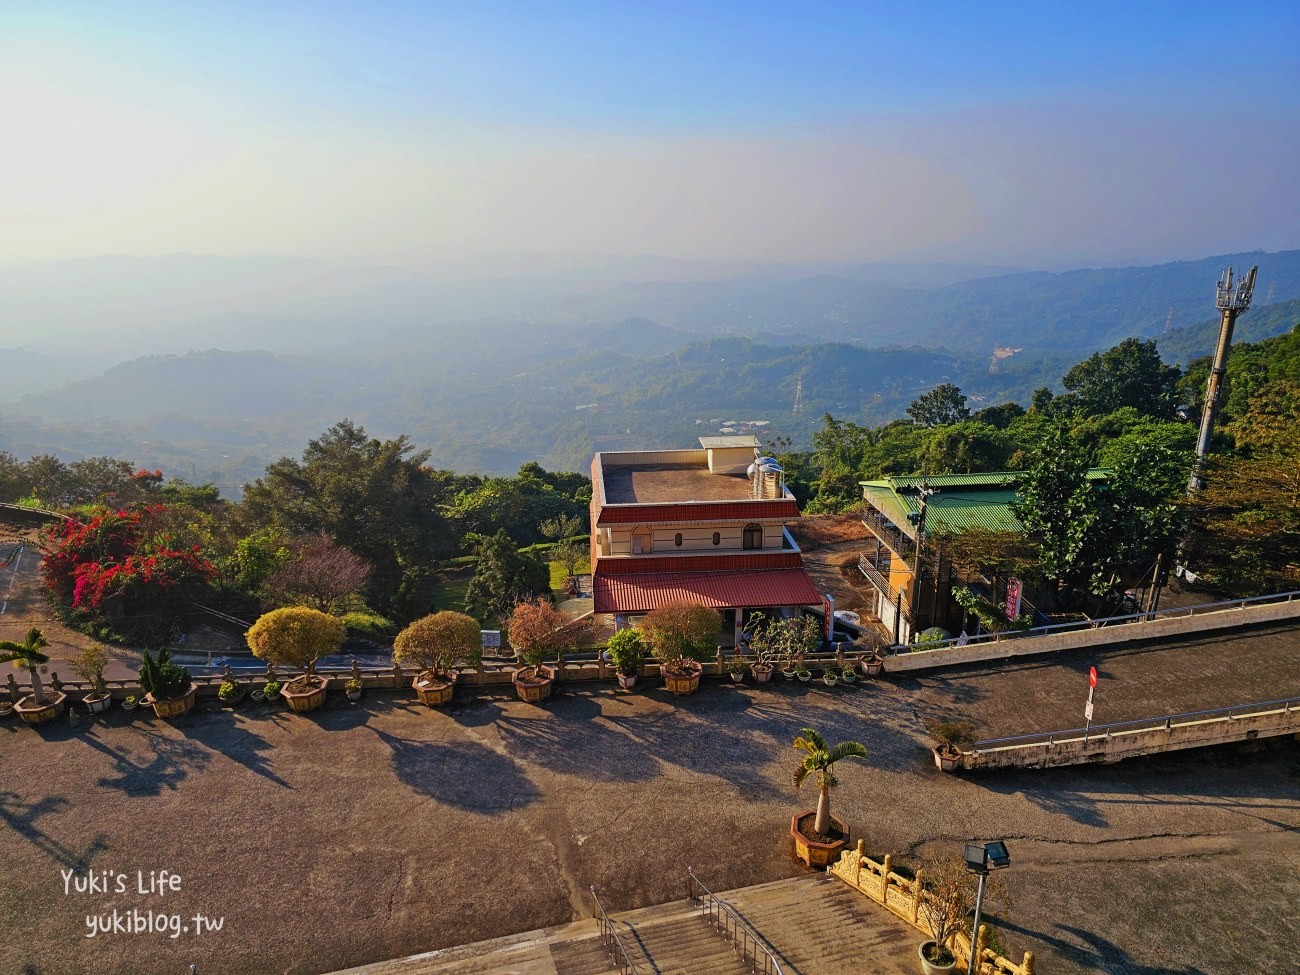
1188,266,1257,492
906,479,936,633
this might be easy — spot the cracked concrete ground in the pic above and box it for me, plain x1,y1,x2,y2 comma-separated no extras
3,624,1299,975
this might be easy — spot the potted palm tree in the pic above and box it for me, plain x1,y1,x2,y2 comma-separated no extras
2,627,67,725
790,726,867,867
245,607,346,713
506,597,590,703
139,647,196,718
70,644,113,714
605,628,644,690
392,611,482,707
642,601,720,696
927,720,976,773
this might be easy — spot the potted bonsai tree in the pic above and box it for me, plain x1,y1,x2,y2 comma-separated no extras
245,607,346,714
790,726,867,867
915,851,1011,975
392,610,482,707
642,601,720,696
139,646,196,718
1,627,67,725
217,680,246,707
505,597,589,703
605,627,644,691
927,719,976,773
70,644,112,714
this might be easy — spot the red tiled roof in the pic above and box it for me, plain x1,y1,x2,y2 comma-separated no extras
596,500,799,525
593,568,823,614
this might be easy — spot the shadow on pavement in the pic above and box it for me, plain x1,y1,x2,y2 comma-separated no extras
0,791,109,869
371,726,542,813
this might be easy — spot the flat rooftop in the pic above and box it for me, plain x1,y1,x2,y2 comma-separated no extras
602,465,755,504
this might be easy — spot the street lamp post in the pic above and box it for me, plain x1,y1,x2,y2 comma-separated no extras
963,841,1010,974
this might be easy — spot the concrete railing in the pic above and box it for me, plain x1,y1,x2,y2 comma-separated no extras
4,646,871,703
829,841,1034,975
883,589,1300,673
959,696,1300,771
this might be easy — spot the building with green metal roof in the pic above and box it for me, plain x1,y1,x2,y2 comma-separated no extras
858,470,1109,643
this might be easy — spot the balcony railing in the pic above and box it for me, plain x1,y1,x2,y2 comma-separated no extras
857,553,914,625
861,505,914,559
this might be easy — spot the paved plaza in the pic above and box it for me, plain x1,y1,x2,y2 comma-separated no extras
4,623,1300,975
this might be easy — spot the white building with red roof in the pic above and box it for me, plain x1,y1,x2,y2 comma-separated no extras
589,436,822,642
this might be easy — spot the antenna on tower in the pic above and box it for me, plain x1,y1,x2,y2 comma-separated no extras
792,374,804,414
1188,265,1257,492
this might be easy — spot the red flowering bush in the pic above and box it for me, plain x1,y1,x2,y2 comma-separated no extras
42,505,215,636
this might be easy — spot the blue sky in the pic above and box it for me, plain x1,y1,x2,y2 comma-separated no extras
3,1,1298,265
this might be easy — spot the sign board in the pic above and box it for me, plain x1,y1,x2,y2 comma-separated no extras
481,630,501,649
1005,578,1022,621
1084,701,1094,721
1089,666,1097,688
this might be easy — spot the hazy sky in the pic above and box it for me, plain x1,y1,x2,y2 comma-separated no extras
4,1,1298,267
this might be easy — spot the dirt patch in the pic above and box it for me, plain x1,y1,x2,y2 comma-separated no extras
789,512,870,551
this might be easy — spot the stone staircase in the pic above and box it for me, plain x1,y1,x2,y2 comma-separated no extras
329,872,918,975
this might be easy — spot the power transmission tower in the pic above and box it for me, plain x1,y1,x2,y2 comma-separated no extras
792,375,803,414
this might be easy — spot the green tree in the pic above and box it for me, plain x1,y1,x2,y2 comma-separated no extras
1183,380,1300,594
1013,424,1186,599
463,530,551,621
242,420,452,609
920,421,1013,474
1011,424,1102,595
792,727,867,837
450,464,590,547
540,513,588,584
808,414,873,512
0,627,51,706
906,383,970,427
1062,338,1181,419
971,402,1026,430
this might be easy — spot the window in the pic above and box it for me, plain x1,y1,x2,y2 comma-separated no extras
743,523,763,550
631,527,651,554
674,532,683,547
712,532,721,546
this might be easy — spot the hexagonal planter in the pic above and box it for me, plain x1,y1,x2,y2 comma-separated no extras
413,672,455,707
146,685,197,719
14,691,68,725
280,676,328,713
790,811,849,868
513,665,555,703
660,659,703,696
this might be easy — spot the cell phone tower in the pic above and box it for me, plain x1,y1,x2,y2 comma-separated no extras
1187,265,1257,491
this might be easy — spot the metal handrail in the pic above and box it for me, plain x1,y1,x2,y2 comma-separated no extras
686,867,785,975
890,588,1300,656
590,886,645,975
972,696,1300,751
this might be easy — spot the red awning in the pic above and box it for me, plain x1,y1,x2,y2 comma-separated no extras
593,568,822,615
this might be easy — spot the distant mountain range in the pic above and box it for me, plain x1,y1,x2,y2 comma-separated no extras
4,249,1297,359
2,249,1298,494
